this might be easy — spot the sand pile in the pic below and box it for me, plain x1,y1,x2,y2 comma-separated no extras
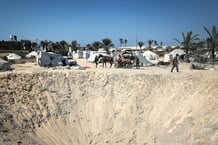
0,69,218,145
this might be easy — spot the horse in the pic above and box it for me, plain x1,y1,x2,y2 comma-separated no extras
95,54,113,68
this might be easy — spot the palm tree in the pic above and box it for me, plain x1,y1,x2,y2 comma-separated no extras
119,38,124,47
50,41,60,53
160,41,163,46
204,25,218,63
124,39,128,47
92,41,102,51
138,41,144,52
31,42,38,50
154,40,158,46
147,40,154,49
71,40,78,52
102,38,114,53
174,31,199,62
86,44,92,50
59,40,68,54
44,40,50,51
40,40,46,51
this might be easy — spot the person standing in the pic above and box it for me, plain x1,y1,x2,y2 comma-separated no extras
171,54,179,72
95,55,99,68
135,56,140,69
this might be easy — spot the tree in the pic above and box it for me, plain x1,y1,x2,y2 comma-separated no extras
174,31,199,62
40,40,51,51
124,39,128,47
147,40,154,49
86,44,92,50
71,40,78,52
102,38,114,53
50,41,60,53
160,41,163,46
31,42,38,50
40,40,46,51
204,25,218,63
154,40,158,46
92,41,102,51
119,38,124,47
59,40,69,54
138,41,144,52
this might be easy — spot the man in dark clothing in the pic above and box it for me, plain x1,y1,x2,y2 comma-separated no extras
136,57,140,69
95,55,99,68
171,54,179,72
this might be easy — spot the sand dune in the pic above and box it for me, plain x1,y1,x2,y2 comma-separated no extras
0,61,218,145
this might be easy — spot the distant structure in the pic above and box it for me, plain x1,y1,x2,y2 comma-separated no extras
9,35,17,41
0,35,31,51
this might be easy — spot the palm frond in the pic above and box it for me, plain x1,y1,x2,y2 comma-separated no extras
173,38,181,44
204,26,213,38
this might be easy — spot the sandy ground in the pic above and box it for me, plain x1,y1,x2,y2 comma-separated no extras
10,58,194,74
0,58,218,145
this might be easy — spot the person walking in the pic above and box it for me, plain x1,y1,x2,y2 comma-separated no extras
171,54,179,72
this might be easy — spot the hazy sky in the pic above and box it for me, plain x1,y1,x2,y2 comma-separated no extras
1,0,218,47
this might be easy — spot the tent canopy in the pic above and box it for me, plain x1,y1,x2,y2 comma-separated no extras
26,51,38,58
143,50,159,60
7,53,21,60
169,49,185,56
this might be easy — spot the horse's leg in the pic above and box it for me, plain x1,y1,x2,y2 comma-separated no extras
104,62,106,68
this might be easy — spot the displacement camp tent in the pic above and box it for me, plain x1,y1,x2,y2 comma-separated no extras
37,51,68,67
0,58,11,71
169,49,185,56
143,50,159,60
7,53,22,64
164,49,185,62
87,51,109,62
26,51,38,58
135,51,153,66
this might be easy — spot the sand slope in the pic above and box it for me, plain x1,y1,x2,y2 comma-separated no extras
0,67,218,145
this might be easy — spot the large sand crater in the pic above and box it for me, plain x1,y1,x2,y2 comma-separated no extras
0,70,218,145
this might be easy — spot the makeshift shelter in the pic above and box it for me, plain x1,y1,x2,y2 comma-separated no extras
135,52,153,66
87,53,99,62
169,49,185,56
26,51,38,58
87,51,109,62
143,50,159,60
164,49,185,62
0,58,11,71
37,52,68,67
7,53,22,64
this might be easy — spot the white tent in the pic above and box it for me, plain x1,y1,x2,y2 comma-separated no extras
164,49,185,62
87,53,99,62
7,53,21,64
169,49,185,56
143,50,159,60
37,52,67,67
87,51,109,62
26,51,38,58
135,52,153,66
7,53,21,60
